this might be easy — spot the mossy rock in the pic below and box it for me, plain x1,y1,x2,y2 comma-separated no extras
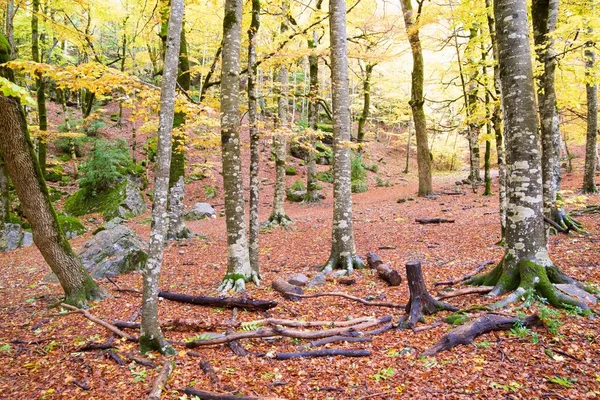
0,33,10,64
64,179,146,220
443,313,470,325
45,164,66,183
57,215,86,238
285,167,297,176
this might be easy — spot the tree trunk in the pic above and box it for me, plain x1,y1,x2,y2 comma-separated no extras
401,261,457,328
466,27,481,183
0,154,8,251
400,0,432,196
320,0,365,273
0,96,105,307
268,0,292,227
583,31,598,193
357,63,373,144
467,0,590,310
5,0,16,59
218,0,257,292
485,0,506,241
247,0,261,277
305,28,322,203
32,0,48,177
140,0,184,355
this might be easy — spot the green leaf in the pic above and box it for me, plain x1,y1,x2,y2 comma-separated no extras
0,77,35,106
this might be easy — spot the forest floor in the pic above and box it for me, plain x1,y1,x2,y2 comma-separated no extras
0,105,599,399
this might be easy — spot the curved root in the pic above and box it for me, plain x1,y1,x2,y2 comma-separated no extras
264,213,293,228
320,254,365,275
549,207,586,235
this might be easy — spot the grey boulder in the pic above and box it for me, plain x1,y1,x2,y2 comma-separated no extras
184,202,216,221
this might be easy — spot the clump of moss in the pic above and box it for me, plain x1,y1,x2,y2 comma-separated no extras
316,169,334,183
64,180,127,219
285,167,297,176
57,215,86,235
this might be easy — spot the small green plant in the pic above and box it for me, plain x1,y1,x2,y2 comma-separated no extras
129,365,147,382
351,154,368,193
240,321,263,331
372,367,395,382
285,166,297,175
363,162,378,173
490,381,522,392
546,376,575,388
290,180,306,191
82,115,106,136
78,139,135,197
0,344,11,352
474,340,493,349
316,169,334,183
204,185,217,199
376,176,391,187
509,321,531,338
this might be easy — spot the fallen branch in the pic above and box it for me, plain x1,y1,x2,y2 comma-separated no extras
158,291,277,311
185,316,392,348
415,218,455,224
366,252,402,286
422,314,541,356
298,335,372,351
113,318,215,332
286,292,404,309
179,388,277,400
412,320,442,333
106,349,126,365
227,308,248,356
436,286,494,300
147,359,174,400
434,260,494,286
271,277,303,301
122,352,157,368
259,316,374,328
269,349,370,360
60,303,137,342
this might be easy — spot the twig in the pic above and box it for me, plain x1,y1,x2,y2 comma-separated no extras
60,303,137,342
286,292,404,309
122,352,157,368
435,286,494,300
106,349,126,365
413,320,442,333
268,349,370,360
298,335,372,351
147,359,174,400
434,260,494,286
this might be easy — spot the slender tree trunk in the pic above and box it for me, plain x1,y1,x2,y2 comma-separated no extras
400,0,432,196
404,120,412,173
268,0,292,226
320,0,365,274
0,154,8,251
485,0,506,240
305,29,321,203
357,63,374,144
32,0,48,176
247,0,261,277
218,0,257,292
0,96,104,306
583,31,598,193
481,33,492,196
5,0,16,59
467,0,590,310
140,0,184,355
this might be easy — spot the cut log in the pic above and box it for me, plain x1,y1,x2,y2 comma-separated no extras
367,252,402,286
415,218,455,224
434,260,494,286
147,359,174,400
270,349,371,360
271,277,303,301
422,314,540,356
435,286,494,301
158,291,277,311
401,261,458,329
298,335,372,351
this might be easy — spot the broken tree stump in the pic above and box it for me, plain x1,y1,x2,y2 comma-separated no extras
367,251,402,286
401,261,458,328
415,218,455,224
422,314,540,356
158,291,277,311
271,277,303,301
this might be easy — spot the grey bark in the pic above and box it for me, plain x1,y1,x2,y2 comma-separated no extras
5,0,16,59
248,0,261,276
140,0,184,355
357,63,374,144
305,29,321,203
218,0,257,292
400,0,433,196
466,27,481,183
583,31,598,193
32,0,48,176
268,0,292,226
0,96,105,307
0,154,8,251
320,0,364,273
466,0,589,310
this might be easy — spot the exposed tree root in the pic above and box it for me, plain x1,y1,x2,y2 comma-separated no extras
549,207,586,234
267,349,370,360
422,314,540,356
303,190,324,203
465,256,592,311
287,291,404,309
435,286,494,301
320,254,365,275
217,271,261,293
264,212,293,228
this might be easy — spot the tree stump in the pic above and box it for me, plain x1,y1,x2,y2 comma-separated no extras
402,261,458,328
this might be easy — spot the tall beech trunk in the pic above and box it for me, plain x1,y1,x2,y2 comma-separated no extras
247,0,261,277
466,27,481,183
532,0,582,232
400,0,432,196
32,0,48,176
0,96,104,307
480,35,492,197
268,0,292,226
583,32,598,193
140,0,184,355
357,63,374,144
320,0,365,274
218,0,257,292
485,0,506,240
466,0,590,310
305,28,321,203
0,154,8,251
